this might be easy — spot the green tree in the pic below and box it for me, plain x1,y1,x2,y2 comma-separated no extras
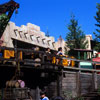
0,14,9,36
65,15,88,56
93,3,100,51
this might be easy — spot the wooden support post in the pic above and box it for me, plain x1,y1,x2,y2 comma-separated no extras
57,74,61,96
76,72,81,97
78,62,81,73
36,86,40,100
94,72,97,90
61,70,63,97
92,72,97,91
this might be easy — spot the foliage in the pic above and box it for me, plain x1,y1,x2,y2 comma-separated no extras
93,3,100,51
63,90,84,100
0,14,9,34
65,15,88,56
63,91,73,100
75,97,84,100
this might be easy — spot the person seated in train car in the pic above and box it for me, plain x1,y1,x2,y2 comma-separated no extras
56,47,63,64
57,47,63,56
46,48,51,54
34,46,41,67
45,48,52,63
34,46,41,59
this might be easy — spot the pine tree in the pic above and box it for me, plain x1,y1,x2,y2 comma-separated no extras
93,3,100,51
0,14,9,37
65,15,88,56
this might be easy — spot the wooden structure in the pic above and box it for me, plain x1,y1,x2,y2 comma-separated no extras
0,47,62,100
0,47,100,100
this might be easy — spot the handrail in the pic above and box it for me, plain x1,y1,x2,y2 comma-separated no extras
63,66,100,72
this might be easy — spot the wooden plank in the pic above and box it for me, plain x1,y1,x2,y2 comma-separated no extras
63,66,100,72
62,83,76,87
93,72,97,90
35,86,40,100
97,75,100,88
76,72,81,96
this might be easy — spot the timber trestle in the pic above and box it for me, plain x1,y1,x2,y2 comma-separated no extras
0,47,63,100
1,47,100,100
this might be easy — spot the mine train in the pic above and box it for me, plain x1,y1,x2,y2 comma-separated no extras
0,47,100,69
0,47,75,67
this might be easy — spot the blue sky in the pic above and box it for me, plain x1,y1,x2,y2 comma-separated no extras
1,0,100,41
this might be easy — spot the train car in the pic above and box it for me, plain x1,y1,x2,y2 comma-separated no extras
62,56,75,67
74,49,93,69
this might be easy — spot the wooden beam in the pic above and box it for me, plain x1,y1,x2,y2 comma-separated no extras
76,72,81,96
63,66,100,72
